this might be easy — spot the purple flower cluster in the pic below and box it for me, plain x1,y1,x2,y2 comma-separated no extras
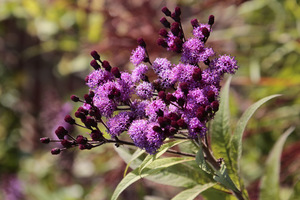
41,6,239,155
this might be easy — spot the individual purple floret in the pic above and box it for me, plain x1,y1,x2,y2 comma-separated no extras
152,58,172,74
136,82,154,100
181,38,215,65
145,99,168,122
128,119,149,149
131,64,148,83
188,117,207,138
192,24,211,40
86,69,114,89
131,100,149,119
107,112,132,137
130,46,146,66
213,54,239,74
128,120,164,154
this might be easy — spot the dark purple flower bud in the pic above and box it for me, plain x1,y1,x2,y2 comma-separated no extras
111,67,121,78
169,127,177,135
174,37,182,48
179,82,189,95
166,93,176,102
159,28,168,37
90,130,103,141
51,148,61,155
158,117,169,128
79,143,92,150
207,90,215,102
89,90,95,98
40,137,50,144
169,112,179,121
64,115,75,125
85,116,97,128
102,60,111,71
177,119,187,128
177,97,185,107
70,95,80,102
90,59,100,70
160,17,170,28
205,105,212,113
208,15,215,26
196,106,207,121
76,135,88,145
171,120,179,129
192,68,202,81
158,91,166,100
90,50,100,60
55,126,68,139
191,18,199,27
84,94,93,104
157,38,168,48
171,22,180,36
113,88,121,97
153,126,162,133
61,139,73,148
77,106,88,115
202,27,210,38
174,7,181,17
137,38,146,48
85,75,89,83
75,111,86,120
211,100,219,112
171,12,180,22
161,6,171,16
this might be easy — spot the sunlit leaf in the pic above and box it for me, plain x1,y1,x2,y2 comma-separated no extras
230,94,281,179
259,127,294,200
171,183,216,200
111,157,194,200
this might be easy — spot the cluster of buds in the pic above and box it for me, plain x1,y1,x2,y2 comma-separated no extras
41,6,239,155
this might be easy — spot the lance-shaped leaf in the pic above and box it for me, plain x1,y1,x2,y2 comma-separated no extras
171,183,216,200
210,77,232,164
111,156,194,200
230,94,281,184
123,148,145,177
259,127,294,200
196,143,212,174
213,162,240,193
138,139,188,174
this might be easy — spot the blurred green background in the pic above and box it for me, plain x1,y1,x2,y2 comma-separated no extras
0,0,299,199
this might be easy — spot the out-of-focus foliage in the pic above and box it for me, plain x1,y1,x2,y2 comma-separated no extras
0,0,299,200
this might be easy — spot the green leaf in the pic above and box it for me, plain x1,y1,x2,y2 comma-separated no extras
123,148,145,177
145,161,212,187
115,145,205,188
210,77,241,190
230,94,281,187
210,77,232,164
259,127,294,200
196,144,212,174
171,183,216,200
138,139,188,174
202,187,237,200
213,162,240,193
111,157,194,200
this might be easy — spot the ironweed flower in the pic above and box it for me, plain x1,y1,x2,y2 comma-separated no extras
42,6,239,155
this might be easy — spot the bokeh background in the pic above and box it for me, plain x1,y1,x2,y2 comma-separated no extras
0,0,299,199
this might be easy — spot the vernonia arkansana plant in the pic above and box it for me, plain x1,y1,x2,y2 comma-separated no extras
41,6,288,200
